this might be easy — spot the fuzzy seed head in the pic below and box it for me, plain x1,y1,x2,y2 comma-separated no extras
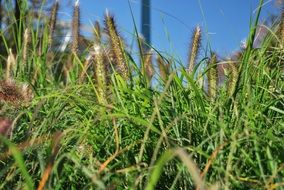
94,21,102,43
207,53,218,99
6,49,16,80
72,0,80,54
0,79,33,104
48,0,59,48
157,55,170,82
23,28,30,65
227,61,239,96
0,118,12,137
143,50,154,83
93,43,107,104
104,13,128,80
279,11,284,45
188,26,201,73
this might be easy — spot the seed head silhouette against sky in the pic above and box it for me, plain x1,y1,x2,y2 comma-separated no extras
60,0,280,61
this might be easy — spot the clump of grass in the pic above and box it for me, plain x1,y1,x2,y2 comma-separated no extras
0,0,283,189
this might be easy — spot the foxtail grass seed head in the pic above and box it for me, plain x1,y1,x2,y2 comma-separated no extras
0,79,33,104
143,50,154,83
23,28,30,65
6,49,16,80
279,11,284,46
93,42,107,104
94,20,102,43
136,35,147,68
227,61,238,96
48,0,59,48
32,67,39,86
188,26,201,73
104,12,128,80
207,53,218,99
72,0,80,54
157,55,170,82
197,72,204,89
0,118,12,137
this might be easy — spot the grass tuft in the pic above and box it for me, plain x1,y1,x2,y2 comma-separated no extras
0,1,283,189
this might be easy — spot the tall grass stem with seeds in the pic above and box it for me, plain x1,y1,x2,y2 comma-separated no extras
48,0,59,48
104,12,128,80
207,53,218,99
72,0,80,55
188,26,201,73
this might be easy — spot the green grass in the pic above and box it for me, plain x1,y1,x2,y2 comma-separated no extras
0,0,283,189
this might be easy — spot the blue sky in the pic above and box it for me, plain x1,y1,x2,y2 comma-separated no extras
59,0,280,61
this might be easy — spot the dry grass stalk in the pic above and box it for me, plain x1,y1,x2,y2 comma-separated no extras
188,26,201,73
37,132,63,190
157,55,170,82
78,54,93,84
71,0,80,55
207,53,218,99
104,12,128,80
0,132,59,160
200,142,228,179
48,0,59,48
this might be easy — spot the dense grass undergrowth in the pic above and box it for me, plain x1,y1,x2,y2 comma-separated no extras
0,0,283,189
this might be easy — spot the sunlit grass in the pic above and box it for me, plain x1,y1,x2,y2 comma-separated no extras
0,0,283,189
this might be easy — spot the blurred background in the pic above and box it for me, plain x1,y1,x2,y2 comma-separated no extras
1,0,283,62
56,0,283,61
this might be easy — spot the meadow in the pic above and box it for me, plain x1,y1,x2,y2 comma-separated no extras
0,0,283,189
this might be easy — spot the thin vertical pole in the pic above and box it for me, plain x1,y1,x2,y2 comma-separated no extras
141,0,151,50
